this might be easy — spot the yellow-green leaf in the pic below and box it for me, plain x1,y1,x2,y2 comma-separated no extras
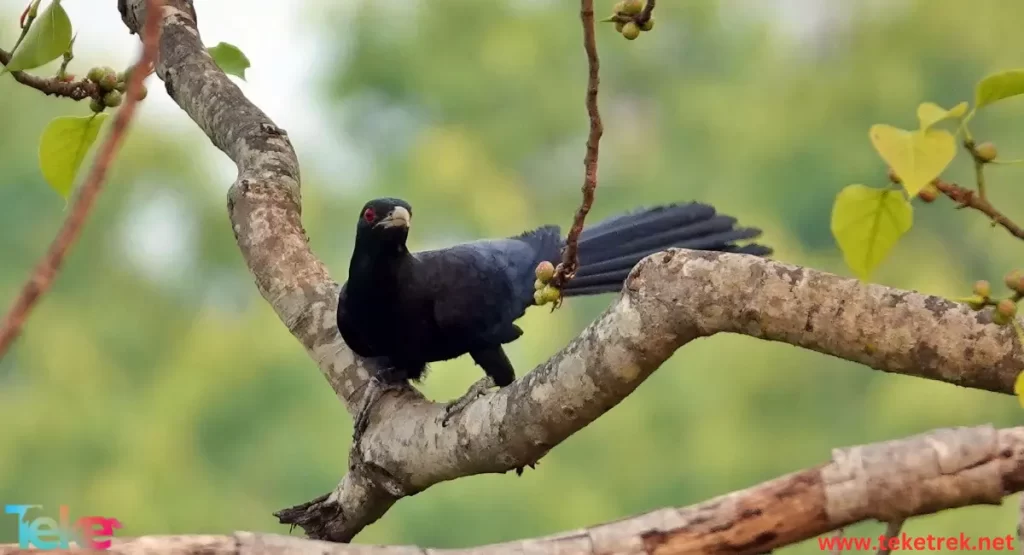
916,101,968,131
3,0,72,73
975,69,1024,110
38,114,108,198
831,184,913,280
1015,367,1024,409
869,124,956,197
207,42,250,81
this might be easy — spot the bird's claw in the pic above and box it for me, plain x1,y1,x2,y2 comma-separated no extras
442,377,497,427
514,461,539,476
352,377,409,451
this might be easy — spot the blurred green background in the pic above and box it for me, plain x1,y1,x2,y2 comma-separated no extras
2,1,1024,553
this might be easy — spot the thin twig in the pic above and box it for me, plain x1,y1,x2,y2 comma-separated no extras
552,0,604,290
0,0,163,360
0,48,99,100
974,158,987,200
933,179,1024,240
637,0,655,25
876,519,904,555
12,0,39,52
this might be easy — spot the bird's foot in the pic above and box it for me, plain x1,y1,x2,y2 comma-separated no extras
352,377,409,451
442,376,497,427
514,461,539,477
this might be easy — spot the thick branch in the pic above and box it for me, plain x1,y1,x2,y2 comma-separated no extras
280,249,1024,541
119,0,1024,544
118,0,372,408
0,0,161,359
6,425,1024,555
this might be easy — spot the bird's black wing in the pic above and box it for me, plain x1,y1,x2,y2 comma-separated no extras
413,226,563,348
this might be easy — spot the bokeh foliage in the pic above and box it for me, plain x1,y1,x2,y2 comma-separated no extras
2,1,1024,553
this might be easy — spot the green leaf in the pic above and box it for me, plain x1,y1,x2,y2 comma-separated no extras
917,101,968,131
1014,365,1024,409
831,184,913,280
38,114,108,198
869,124,956,197
975,70,1024,110
3,0,72,73
207,42,250,81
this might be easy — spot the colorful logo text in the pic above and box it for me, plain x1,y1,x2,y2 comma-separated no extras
5,504,122,550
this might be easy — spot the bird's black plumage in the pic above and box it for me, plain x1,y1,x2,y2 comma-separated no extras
337,198,771,388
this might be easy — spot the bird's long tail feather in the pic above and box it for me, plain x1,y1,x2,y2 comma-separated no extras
562,203,771,296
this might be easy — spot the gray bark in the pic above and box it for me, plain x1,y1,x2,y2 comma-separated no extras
4,425,1024,554
117,0,1024,545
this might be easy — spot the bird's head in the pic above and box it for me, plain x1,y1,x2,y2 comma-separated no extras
355,197,413,254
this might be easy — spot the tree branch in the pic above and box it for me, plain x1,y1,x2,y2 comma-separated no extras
637,0,656,26
277,249,1024,541
934,178,1024,240
0,48,101,100
5,424,1024,555
117,0,1024,544
552,0,604,289
0,0,162,360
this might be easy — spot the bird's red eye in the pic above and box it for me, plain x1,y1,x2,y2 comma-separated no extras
363,208,375,222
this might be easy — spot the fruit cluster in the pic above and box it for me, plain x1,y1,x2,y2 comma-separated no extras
965,270,1023,326
533,261,561,306
85,66,148,113
604,0,654,41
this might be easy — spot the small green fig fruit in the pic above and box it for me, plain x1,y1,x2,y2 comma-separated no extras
612,1,625,14
89,97,105,113
541,285,561,304
622,22,640,40
535,261,555,282
86,67,105,83
98,71,118,92
998,298,1018,319
534,279,545,291
973,280,991,298
103,90,123,107
1005,270,1024,293
534,290,546,306
615,21,625,32
917,185,938,203
975,142,998,162
640,17,654,31
621,0,643,15
133,84,148,101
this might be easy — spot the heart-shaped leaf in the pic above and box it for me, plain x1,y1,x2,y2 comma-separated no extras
831,184,913,280
917,101,968,131
207,42,250,81
869,124,956,197
975,69,1024,110
1014,366,1024,409
38,114,108,198
3,0,72,73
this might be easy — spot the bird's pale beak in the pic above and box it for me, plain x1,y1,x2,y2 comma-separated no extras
377,206,411,229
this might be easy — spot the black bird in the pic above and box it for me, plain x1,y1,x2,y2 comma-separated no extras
338,197,771,433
